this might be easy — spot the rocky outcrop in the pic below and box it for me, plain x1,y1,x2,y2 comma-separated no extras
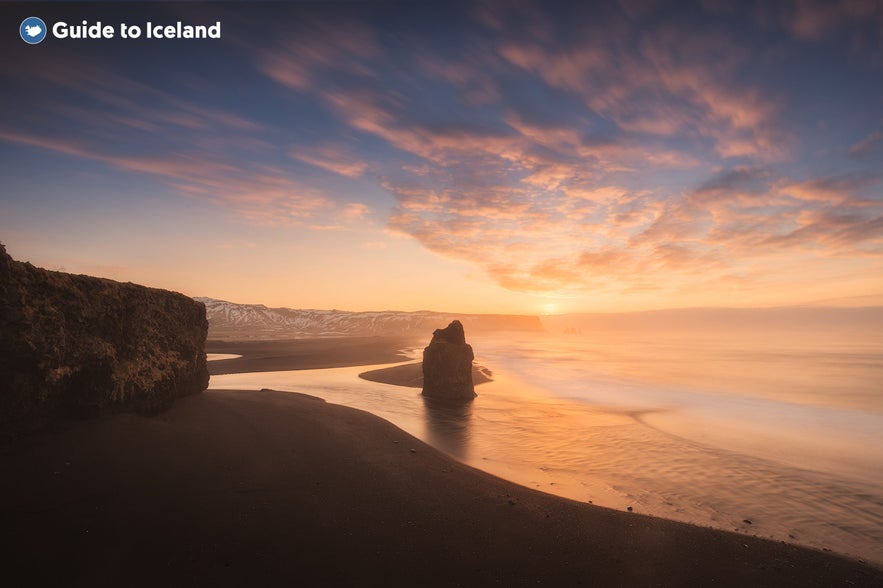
0,243,208,438
421,320,476,402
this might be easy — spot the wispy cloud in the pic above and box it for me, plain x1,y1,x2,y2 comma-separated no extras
5,0,881,306
776,0,882,41
849,130,883,157
0,126,338,227
290,143,369,178
259,17,381,92
0,53,375,230
499,18,788,160
246,1,883,297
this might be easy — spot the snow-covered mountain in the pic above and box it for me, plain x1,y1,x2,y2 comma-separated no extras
195,297,543,339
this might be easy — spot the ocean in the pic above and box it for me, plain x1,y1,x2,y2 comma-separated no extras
209,324,883,565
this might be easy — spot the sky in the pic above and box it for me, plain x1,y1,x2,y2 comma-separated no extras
2,0,882,314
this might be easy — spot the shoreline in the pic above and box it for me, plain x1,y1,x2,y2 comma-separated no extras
204,338,883,567
2,387,880,586
206,336,418,375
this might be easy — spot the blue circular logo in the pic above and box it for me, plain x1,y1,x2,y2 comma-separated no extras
20,17,47,44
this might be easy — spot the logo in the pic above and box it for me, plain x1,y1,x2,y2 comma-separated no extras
20,17,47,44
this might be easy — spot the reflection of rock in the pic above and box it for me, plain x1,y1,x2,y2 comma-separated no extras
0,243,208,438
422,396,473,458
421,320,476,402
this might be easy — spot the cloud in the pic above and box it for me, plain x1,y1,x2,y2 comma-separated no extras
777,0,881,41
849,130,883,157
26,58,263,134
8,1,880,303
414,51,501,106
691,167,773,204
251,10,875,297
384,146,883,295
0,129,338,229
498,17,788,160
258,18,381,92
778,174,882,204
633,199,713,244
290,144,369,178
0,51,373,230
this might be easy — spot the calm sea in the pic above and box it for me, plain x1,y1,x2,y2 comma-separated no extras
210,325,883,565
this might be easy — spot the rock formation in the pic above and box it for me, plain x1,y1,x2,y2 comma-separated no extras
421,320,476,402
0,243,209,438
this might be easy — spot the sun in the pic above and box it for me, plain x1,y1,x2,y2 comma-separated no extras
540,303,557,315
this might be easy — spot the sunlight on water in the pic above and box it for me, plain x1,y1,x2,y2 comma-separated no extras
206,353,242,361
210,329,883,565
472,332,883,483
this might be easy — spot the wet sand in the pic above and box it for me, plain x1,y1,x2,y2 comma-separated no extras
208,336,494,388
2,388,880,586
206,336,417,375
359,361,494,388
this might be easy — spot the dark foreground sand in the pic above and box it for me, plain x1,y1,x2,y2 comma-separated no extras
2,389,880,587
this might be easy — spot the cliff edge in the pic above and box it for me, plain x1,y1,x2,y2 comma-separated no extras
0,243,208,437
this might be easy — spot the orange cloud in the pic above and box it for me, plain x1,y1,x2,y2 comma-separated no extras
258,18,381,92
290,144,369,178
849,130,883,157
0,128,343,229
499,21,787,161
779,0,881,40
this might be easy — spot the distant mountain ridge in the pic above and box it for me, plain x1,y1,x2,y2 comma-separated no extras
195,297,544,339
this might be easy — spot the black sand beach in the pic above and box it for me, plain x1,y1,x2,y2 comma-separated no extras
4,337,881,585
1,385,881,587
206,337,417,375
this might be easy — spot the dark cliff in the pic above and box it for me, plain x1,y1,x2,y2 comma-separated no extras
0,244,208,437
422,320,477,402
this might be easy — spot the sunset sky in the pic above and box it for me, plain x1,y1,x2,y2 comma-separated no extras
2,1,882,314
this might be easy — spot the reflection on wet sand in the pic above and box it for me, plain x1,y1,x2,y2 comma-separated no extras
421,397,473,459
209,344,883,566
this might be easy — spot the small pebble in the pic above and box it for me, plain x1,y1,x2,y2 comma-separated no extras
743,519,752,525
409,448,416,453
627,506,633,512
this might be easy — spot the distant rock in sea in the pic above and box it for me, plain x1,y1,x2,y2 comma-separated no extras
422,320,477,402
0,243,208,439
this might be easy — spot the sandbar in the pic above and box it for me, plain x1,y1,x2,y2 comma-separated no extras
206,336,417,375
359,361,493,388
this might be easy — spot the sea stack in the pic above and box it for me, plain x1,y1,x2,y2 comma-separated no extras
422,320,476,402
